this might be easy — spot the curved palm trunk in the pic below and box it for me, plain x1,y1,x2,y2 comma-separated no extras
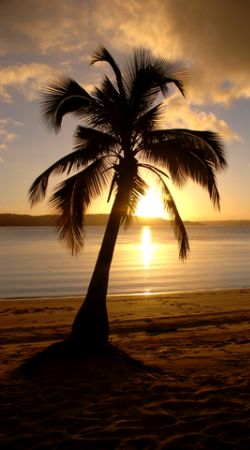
69,190,124,353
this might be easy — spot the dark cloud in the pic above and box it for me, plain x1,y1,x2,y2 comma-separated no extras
163,0,250,103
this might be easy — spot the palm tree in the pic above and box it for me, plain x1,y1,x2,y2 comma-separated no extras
29,47,226,354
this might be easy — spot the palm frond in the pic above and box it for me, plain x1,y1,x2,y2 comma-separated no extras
86,85,121,135
121,172,148,227
142,128,225,208
124,48,188,119
139,162,189,259
138,162,170,179
110,156,148,226
41,75,92,132
90,47,126,101
154,56,189,97
133,104,163,143
107,172,118,203
29,149,89,207
161,181,190,260
29,127,117,207
147,129,226,170
74,126,118,152
88,74,130,138
49,158,110,254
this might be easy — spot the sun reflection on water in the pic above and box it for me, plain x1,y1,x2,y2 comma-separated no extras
141,226,154,268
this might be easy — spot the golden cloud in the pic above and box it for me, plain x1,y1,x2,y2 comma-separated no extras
1,0,249,108
91,0,250,106
0,0,90,54
161,94,241,143
0,64,53,102
0,119,21,161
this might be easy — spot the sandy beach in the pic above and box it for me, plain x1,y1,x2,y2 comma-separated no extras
0,289,249,449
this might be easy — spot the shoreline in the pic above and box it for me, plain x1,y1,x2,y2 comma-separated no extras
1,285,250,301
1,288,249,339
1,287,249,370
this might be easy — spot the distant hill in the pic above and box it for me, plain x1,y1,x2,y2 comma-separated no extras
1,214,248,227
0,214,56,226
0,213,168,227
202,220,250,226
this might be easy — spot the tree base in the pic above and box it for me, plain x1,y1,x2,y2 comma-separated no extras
18,338,163,377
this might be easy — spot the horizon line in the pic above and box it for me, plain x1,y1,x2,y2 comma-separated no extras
0,213,250,223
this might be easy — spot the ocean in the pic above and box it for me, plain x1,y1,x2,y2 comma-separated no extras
0,224,249,298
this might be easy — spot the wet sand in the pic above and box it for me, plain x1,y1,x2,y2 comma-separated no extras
0,289,249,449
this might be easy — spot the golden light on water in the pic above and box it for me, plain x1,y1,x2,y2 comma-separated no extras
141,226,154,268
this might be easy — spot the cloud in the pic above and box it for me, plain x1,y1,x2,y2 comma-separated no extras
166,0,250,105
161,94,241,143
0,0,249,107
90,0,250,106
0,0,91,55
0,119,21,162
0,64,53,102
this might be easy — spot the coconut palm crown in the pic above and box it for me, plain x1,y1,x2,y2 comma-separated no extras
29,47,226,352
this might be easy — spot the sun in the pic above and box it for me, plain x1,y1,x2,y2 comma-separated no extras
136,189,167,219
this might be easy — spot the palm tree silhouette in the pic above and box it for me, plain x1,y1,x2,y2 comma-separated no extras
29,47,226,353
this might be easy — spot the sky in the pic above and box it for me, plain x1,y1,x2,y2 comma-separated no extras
0,0,249,221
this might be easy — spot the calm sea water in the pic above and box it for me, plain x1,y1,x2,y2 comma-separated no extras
0,224,249,298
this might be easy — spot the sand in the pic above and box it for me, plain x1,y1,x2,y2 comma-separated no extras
0,289,249,449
